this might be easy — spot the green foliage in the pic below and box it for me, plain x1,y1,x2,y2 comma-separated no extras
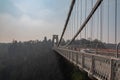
71,68,90,80
71,70,83,80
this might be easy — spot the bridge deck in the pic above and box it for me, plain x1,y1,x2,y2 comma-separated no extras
53,47,120,80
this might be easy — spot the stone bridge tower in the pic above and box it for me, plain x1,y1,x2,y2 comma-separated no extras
52,35,58,46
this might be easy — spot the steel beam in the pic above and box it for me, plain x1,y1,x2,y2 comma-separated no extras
65,0,103,46
57,0,76,47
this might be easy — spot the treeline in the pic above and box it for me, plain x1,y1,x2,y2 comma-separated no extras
61,38,117,49
0,39,64,80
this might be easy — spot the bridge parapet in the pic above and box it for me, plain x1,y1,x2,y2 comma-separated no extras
53,47,120,80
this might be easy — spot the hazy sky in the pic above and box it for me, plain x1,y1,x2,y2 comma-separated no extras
0,0,70,42
0,0,120,44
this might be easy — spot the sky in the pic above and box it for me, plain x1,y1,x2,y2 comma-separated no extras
0,0,120,44
0,0,70,42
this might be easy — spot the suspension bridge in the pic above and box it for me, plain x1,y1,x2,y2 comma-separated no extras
53,0,120,80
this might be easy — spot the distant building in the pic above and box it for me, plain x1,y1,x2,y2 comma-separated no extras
43,36,47,42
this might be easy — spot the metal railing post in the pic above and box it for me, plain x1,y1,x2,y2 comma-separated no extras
82,53,84,68
109,59,114,80
95,43,99,54
90,55,94,75
69,51,70,60
76,52,78,65
116,43,120,58
72,52,74,62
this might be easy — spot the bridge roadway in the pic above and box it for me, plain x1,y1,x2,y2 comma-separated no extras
53,47,120,80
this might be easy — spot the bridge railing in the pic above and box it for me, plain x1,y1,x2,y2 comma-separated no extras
53,47,120,80
54,0,120,79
